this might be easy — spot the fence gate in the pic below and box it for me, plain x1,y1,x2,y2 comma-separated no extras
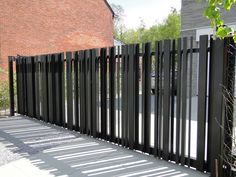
8,36,236,177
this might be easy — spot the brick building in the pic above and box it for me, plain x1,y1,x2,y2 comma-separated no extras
0,0,114,70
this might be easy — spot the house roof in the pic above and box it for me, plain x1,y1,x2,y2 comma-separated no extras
104,0,115,18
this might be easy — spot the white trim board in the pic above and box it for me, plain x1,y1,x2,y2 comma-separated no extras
196,24,236,41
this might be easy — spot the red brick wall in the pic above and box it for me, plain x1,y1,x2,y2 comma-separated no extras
0,0,113,71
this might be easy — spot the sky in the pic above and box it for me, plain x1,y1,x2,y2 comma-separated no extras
107,0,182,29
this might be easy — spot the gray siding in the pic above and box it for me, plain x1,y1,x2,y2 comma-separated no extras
181,1,236,97
181,0,236,31
181,29,196,40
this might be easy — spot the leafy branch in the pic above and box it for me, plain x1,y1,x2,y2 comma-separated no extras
204,0,236,42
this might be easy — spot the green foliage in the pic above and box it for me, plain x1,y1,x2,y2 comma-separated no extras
204,0,236,42
0,80,10,110
0,68,10,110
116,9,180,45
0,67,16,112
0,67,7,74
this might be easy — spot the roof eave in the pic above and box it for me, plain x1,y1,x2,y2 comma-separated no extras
104,0,115,18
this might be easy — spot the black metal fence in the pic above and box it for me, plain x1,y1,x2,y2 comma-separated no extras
8,35,236,177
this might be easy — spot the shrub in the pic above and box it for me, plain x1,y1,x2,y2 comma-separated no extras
0,80,10,110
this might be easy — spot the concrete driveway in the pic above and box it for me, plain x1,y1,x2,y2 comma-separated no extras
0,116,209,177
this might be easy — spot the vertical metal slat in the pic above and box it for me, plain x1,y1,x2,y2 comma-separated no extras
163,40,171,160
175,38,182,163
196,35,208,171
8,57,14,116
66,52,74,130
109,47,116,142
143,43,151,153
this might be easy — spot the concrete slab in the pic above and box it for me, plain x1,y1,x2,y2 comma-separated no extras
0,116,209,177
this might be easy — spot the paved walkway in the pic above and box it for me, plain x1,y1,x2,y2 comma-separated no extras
0,116,209,177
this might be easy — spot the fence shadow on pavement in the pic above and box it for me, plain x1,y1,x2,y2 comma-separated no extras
0,116,207,177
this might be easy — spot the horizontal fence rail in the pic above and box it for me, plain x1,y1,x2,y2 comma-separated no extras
9,35,236,177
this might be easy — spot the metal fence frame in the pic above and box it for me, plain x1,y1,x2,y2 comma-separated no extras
8,36,235,177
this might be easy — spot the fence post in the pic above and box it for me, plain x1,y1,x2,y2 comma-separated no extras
121,45,128,146
66,52,73,130
100,48,108,139
109,47,116,142
8,56,14,116
91,49,98,138
163,40,171,160
34,56,40,119
208,37,235,177
79,51,86,133
127,44,134,150
196,35,208,171
142,42,151,153
74,52,79,130
41,55,49,122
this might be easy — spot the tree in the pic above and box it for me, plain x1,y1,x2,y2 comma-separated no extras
111,3,180,44
110,3,126,40
155,8,181,40
121,9,181,44
204,0,236,42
